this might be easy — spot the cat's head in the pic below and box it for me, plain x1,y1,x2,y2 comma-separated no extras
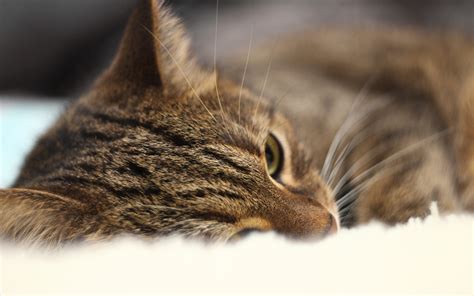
1,0,338,244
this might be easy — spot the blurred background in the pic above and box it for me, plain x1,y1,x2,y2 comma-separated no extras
1,0,474,186
1,0,474,97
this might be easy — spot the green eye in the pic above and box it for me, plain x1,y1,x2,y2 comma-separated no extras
265,133,283,178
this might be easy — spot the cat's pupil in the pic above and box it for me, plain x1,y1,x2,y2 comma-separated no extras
265,134,283,178
265,146,275,168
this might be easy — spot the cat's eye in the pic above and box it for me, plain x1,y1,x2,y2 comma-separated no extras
265,133,283,178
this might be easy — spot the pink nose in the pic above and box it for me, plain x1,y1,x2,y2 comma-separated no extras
326,214,339,235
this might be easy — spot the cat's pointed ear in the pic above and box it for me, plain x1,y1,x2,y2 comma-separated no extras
0,188,101,245
97,0,206,92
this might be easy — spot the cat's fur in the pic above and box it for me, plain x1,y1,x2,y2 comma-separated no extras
0,0,473,246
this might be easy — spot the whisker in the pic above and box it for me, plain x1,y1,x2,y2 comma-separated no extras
266,116,292,132
339,209,356,226
253,38,278,120
320,77,376,179
332,140,389,193
339,211,354,226
326,136,359,185
142,26,216,121
214,0,225,119
322,97,388,181
211,0,235,142
326,114,388,186
333,128,452,195
350,129,451,191
336,161,405,209
238,25,255,124
274,86,293,109
336,139,430,219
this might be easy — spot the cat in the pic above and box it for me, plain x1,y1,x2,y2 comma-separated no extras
0,0,473,246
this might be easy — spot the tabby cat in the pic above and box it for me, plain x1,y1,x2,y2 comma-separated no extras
1,0,473,245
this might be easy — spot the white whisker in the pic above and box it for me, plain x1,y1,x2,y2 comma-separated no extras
336,161,405,209
321,77,376,179
334,129,452,196
326,116,388,186
214,0,225,119
340,211,354,224
274,86,293,109
352,129,451,191
326,135,360,185
332,140,389,194
322,97,388,181
253,39,278,120
238,25,254,124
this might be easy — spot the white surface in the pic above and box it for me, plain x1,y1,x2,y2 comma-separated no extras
0,208,472,295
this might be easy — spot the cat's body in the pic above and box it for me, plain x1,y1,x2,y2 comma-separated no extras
1,0,473,245
223,30,470,225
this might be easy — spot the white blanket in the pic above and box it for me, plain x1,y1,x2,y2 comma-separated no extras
1,205,472,295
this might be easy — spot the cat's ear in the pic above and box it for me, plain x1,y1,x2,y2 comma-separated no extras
0,188,102,245
97,0,207,92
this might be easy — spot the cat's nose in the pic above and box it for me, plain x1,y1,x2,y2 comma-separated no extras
326,214,338,235
263,198,339,239
229,211,338,242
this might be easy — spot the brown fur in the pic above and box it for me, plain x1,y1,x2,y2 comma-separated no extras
1,0,473,246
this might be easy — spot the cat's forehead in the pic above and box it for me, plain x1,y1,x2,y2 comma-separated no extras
89,84,272,158
138,80,274,128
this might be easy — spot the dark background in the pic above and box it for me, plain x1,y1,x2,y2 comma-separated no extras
1,0,473,97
